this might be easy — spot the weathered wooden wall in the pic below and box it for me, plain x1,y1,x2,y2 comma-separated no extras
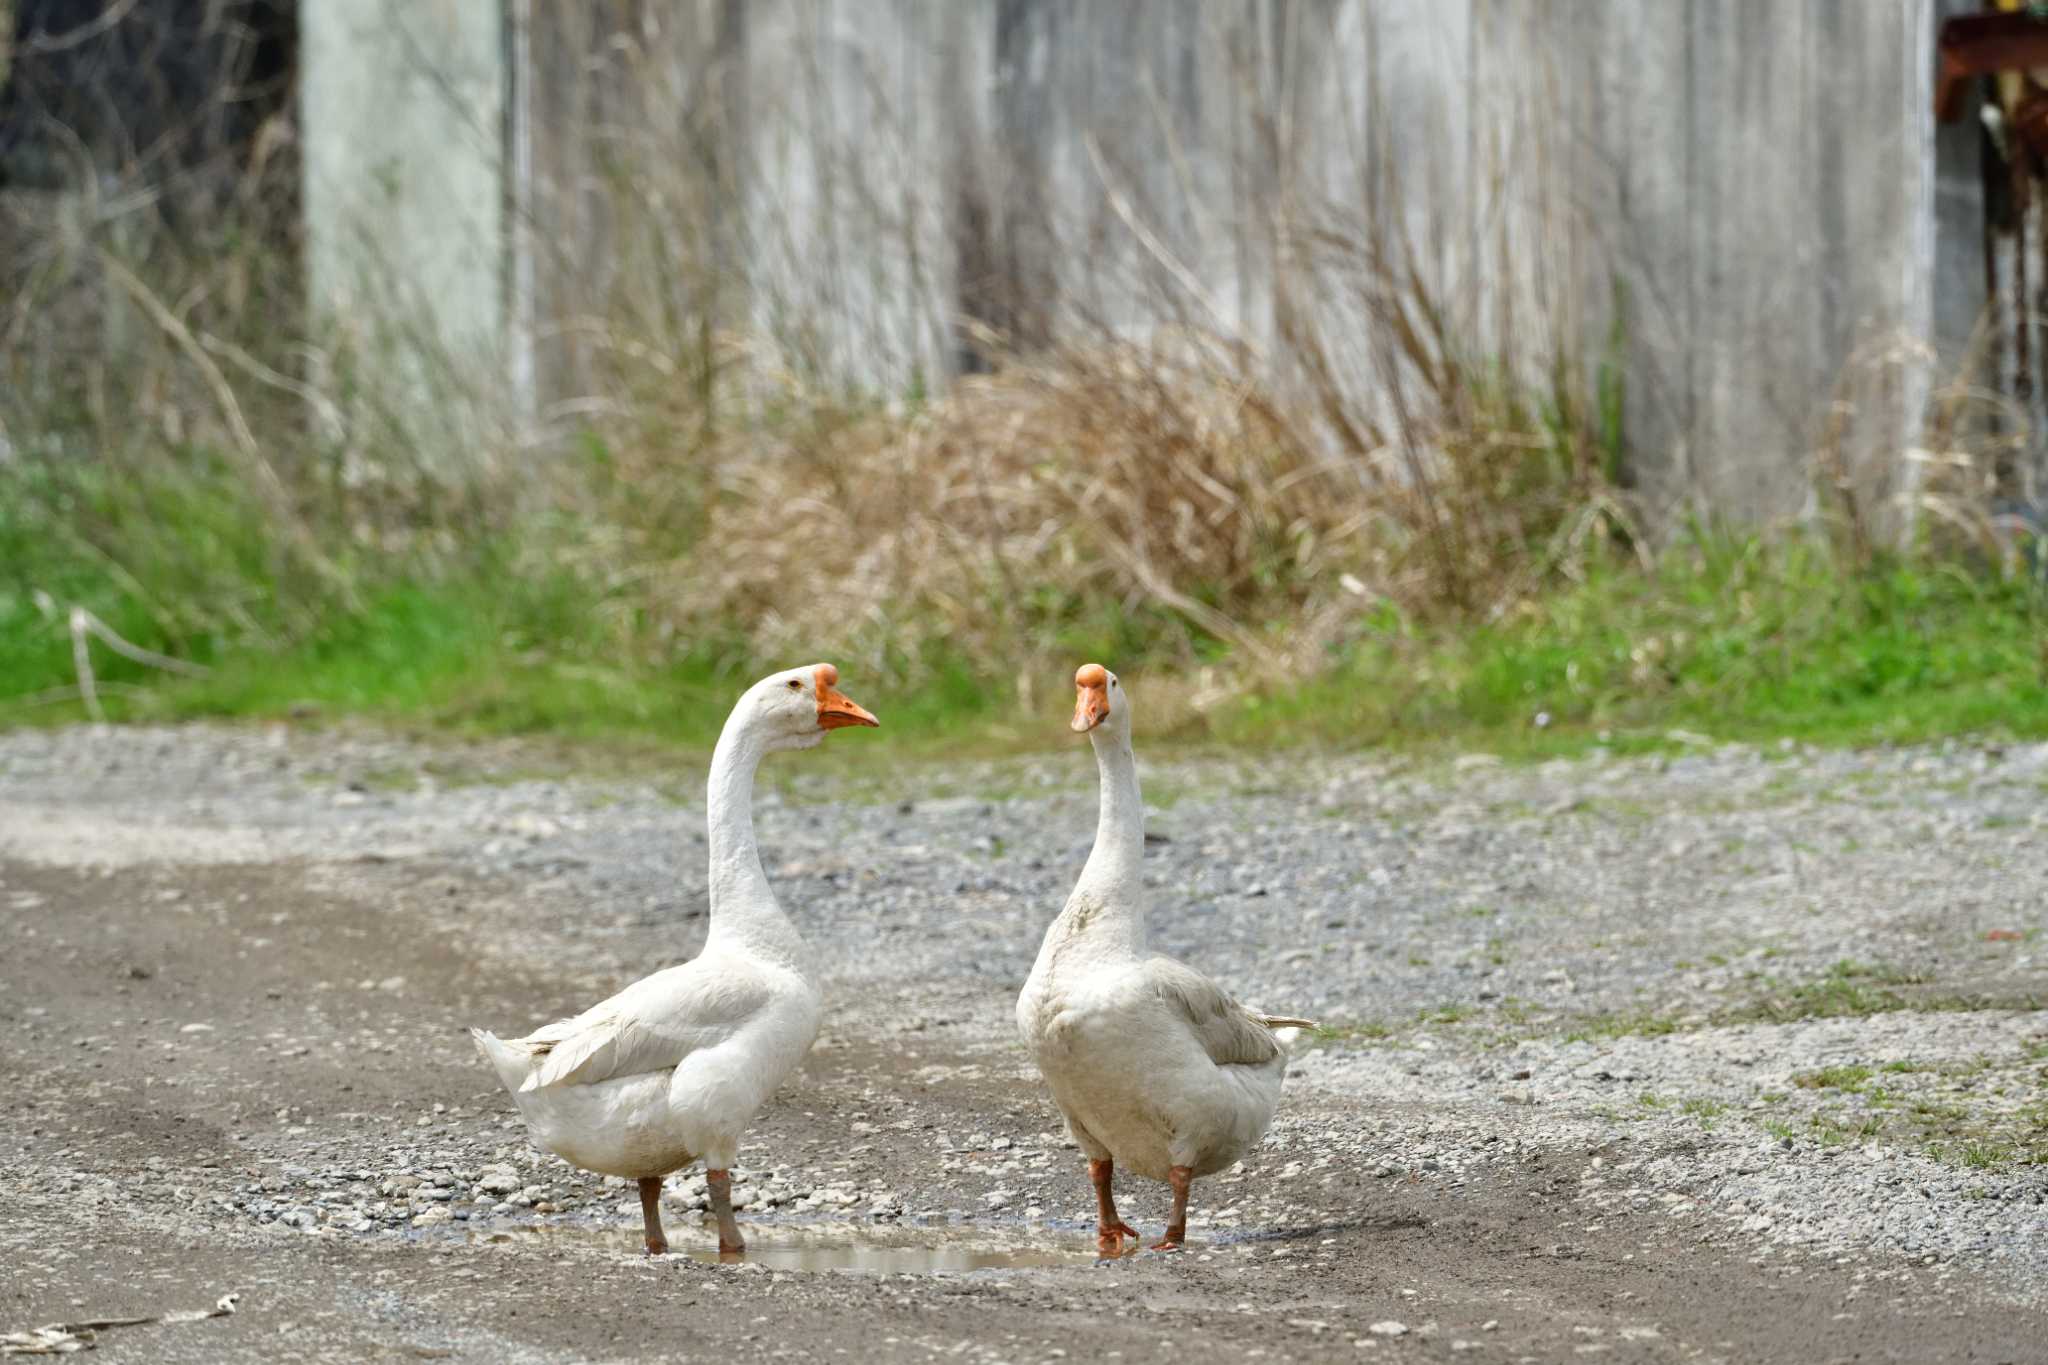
1547,2,1938,522
307,1,1962,529
301,0,505,375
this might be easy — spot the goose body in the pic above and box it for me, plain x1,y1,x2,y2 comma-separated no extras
472,947,820,1179
1018,946,1291,1182
471,664,877,1253
1017,664,1309,1253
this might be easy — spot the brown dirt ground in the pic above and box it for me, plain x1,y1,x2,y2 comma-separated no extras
2,854,2039,1364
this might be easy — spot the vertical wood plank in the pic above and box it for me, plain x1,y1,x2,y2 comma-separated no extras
1686,0,1816,525
1561,0,1696,514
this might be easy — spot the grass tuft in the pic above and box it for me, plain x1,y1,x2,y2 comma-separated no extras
1793,1065,1874,1092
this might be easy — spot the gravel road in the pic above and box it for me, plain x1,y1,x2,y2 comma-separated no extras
2,722,2043,1363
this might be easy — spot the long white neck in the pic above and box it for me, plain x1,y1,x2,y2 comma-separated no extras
1057,723,1148,958
702,712,808,968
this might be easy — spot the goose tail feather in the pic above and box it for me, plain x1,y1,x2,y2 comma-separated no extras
470,1027,535,1094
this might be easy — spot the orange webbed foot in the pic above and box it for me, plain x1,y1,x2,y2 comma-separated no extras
1095,1220,1141,1258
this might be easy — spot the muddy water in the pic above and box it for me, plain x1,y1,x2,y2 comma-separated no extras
465,1217,1106,1273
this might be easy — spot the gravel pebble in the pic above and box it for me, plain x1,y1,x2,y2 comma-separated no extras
1,723,2043,1308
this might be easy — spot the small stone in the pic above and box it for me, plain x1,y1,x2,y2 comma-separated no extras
1367,1321,1408,1338
477,1165,522,1196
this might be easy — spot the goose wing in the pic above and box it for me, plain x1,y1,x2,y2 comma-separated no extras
516,961,773,1092
1136,956,1285,1069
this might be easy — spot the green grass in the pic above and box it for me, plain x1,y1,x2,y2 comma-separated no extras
6,562,835,750
1212,538,2048,755
1723,960,1936,1025
1808,1112,1885,1145
1679,1096,1727,1127
0,458,1022,761
1548,961,2016,1044
1561,1010,1687,1043
1793,1064,1874,1092
6,456,2048,760
1306,1020,1395,1047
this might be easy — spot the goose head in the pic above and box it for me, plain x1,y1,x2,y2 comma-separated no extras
742,662,879,752
1069,661,1128,739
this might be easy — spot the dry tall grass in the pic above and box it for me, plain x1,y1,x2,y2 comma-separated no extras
1812,322,2041,578
577,298,1637,689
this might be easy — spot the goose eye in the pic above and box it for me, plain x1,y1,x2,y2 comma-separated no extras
787,679,802,690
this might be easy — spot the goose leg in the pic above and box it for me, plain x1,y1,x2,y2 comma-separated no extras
1089,1158,1140,1258
706,1168,745,1254
637,1177,668,1256
1149,1166,1193,1251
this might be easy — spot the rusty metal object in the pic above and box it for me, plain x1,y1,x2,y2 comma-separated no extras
2010,89,2048,157
1939,7,2048,160
1935,11,2048,123
1934,4,2048,510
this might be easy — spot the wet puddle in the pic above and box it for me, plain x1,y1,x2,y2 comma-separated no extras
464,1217,1102,1274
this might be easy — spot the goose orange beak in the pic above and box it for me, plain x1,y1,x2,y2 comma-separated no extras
814,664,879,730
1071,662,1110,732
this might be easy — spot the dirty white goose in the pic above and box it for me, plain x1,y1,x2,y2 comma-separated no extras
472,664,878,1254
1017,663,1313,1256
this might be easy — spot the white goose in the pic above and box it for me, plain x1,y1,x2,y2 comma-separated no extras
1017,663,1312,1255
472,663,878,1255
